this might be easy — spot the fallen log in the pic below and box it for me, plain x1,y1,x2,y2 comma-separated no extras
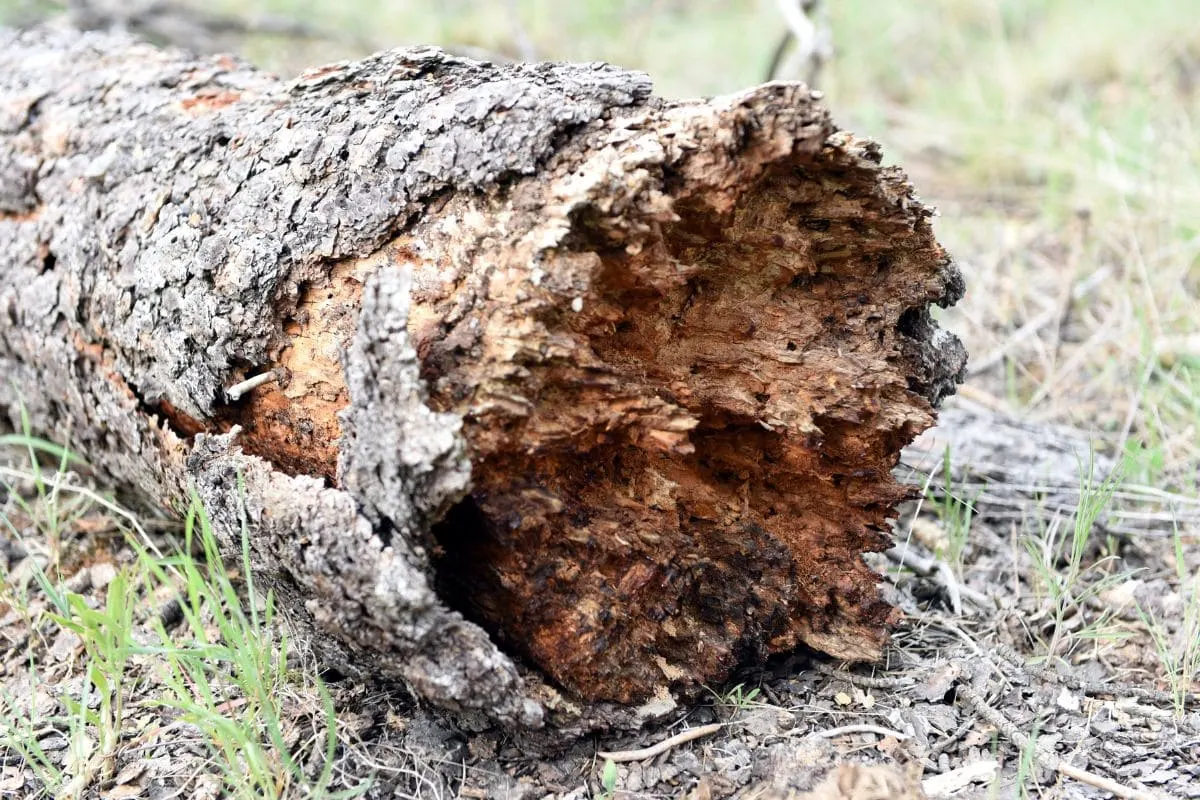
0,26,966,727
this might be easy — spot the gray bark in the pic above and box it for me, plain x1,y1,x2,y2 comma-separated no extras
900,404,1200,537
0,26,966,728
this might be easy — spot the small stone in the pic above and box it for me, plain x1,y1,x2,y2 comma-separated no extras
113,762,146,785
1143,770,1177,784
672,751,699,773
38,734,68,752
49,629,81,661
90,562,118,590
739,707,783,738
1055,686,1080,712
0,769,25,792
625,763,643,793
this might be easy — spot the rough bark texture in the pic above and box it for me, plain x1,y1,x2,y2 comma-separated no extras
900,403,1200,537
0,27,966,727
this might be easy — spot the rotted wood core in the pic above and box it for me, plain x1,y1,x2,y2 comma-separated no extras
426,152,956,703
174,136,957,704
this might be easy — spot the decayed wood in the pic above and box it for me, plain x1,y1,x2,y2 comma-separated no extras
899,403,1200,537
0,27,965,726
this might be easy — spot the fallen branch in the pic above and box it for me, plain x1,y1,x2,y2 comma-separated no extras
992,641,1199,710
899,404,1200,536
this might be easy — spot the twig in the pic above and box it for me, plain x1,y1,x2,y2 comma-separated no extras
885,545,993,613
773,0,816,73
954,677,1164,800
224,370,277,402
808,724,910,741
887,544,963,614
764,30,794,83
993,640,1199,708
926,617,985,657
929,713,978,757
765,0,828,85
1056,761,1164,800
1058,674,1195,709
596,722,723,763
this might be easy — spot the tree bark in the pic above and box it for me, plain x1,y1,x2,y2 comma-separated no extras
0,26,966,727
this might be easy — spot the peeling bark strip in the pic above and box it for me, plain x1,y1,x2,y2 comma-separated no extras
0,27,966,724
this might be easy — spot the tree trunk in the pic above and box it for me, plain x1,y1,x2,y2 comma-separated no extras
0,26,966,728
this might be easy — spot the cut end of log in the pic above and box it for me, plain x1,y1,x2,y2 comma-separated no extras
167,84,963,706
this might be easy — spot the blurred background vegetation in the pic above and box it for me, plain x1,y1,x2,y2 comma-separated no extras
3,0,1197,488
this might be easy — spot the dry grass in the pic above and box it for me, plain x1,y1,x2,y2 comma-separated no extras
0,443,364,798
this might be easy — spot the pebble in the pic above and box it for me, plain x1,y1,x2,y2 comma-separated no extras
90,561,118,589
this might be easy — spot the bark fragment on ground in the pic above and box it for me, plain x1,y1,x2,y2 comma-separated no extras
0,26,965,725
